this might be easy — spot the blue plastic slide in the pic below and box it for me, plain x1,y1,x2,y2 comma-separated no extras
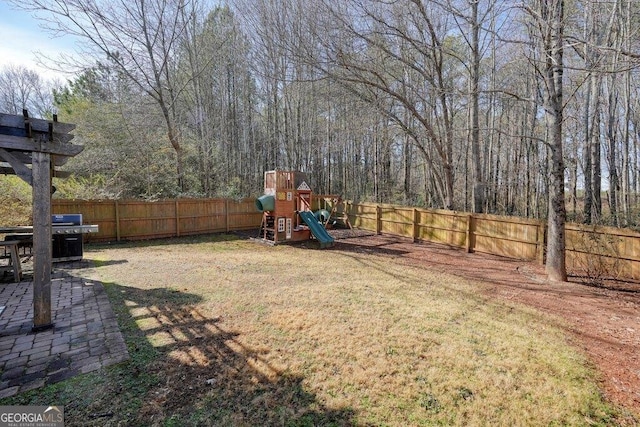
299,211,335,248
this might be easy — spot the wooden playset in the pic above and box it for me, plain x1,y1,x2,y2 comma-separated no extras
255,170,335,248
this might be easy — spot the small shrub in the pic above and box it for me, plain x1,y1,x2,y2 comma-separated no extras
572,228,622,286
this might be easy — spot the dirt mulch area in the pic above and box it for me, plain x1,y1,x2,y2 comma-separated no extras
333,234,640,417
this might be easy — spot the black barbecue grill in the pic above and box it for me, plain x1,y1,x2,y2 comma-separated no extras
51,214,98,262
2,214,99,263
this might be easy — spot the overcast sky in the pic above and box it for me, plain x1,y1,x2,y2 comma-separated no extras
0,1,77,81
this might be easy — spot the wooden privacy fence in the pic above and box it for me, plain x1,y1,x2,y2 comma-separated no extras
52,198,262,242
346,202,640,280
52,198,640,280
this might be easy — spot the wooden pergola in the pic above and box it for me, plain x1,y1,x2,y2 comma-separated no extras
0,110,81,331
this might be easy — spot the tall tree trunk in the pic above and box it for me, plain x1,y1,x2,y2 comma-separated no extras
403,133,412,203
159,102,185,192
590,82,602,222
607,77,620,227
469,0,484,213
583,74,593,223
621,0,632,225
535,0,567,282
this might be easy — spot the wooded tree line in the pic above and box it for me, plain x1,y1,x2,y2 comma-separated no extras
4,0,640,229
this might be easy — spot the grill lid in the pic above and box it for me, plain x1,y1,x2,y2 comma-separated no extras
52,214,82,226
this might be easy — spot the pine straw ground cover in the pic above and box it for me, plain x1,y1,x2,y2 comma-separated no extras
2,234,631,426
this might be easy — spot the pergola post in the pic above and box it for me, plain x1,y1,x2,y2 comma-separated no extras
0,112,79,331
32,151,53,330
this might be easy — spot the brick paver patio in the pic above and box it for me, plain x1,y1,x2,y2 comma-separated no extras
0,263,129,398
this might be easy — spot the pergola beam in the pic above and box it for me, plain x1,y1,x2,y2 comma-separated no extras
0,166,71,179
0,134,82,156
0,125,75,144
0,151,71,166
0,113,76,134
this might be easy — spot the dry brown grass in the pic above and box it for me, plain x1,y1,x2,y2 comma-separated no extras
68,234,620,425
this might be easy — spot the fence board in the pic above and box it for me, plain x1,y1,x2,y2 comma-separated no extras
177,199,227,235
117,200,176,240
418,210,467,247
52,198,262,242
380,206,413,238
473,214,540,260
348,203,378,231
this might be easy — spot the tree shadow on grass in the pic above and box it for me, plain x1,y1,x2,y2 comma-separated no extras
104,283,355,426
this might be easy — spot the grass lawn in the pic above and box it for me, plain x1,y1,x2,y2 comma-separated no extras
0,234,626,426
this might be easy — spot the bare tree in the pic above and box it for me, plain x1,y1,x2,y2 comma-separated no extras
524,0,567,281
13,0,205,192
0,64,55,117
297,0,464,209
446,0,497,212
177,5,258,196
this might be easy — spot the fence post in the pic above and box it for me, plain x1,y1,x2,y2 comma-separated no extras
175,199,180,237
413,208,419,242
465,214,473,253
376,205,382,235
115,200,121,242
225,199,230,233
348,201,356,229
